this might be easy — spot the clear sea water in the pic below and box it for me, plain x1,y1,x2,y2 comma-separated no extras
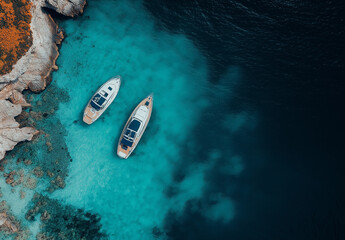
1,0,344,239
49,0,345,239
51,0,235,239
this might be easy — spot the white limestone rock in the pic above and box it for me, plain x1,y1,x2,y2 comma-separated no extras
0,100,38,160
0,0,86,160
44,0,86,17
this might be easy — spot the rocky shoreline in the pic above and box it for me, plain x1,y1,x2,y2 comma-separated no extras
0,0,87,238
0,0,85,160
0,100,38,160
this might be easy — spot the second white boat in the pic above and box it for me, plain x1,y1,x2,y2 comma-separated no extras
117,94,153,159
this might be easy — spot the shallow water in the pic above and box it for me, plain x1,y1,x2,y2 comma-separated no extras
50,0,222,239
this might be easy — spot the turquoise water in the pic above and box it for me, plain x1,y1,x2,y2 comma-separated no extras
51,0,213,238
1,0,342,239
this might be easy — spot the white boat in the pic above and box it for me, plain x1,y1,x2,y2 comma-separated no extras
117,94,153,159
83,76,121,124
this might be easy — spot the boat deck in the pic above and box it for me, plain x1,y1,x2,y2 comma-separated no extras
117,94,153,158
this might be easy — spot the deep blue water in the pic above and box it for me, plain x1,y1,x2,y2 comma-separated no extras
2,0,344,239
144,1,345,239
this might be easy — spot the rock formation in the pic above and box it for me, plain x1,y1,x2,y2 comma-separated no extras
0,0,63,96
0,201,20,234
45,0,87,17
0,212,19,233
0,0,86,160
0,100,38,159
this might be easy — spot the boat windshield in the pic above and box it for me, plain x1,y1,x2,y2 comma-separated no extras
91,94,106,111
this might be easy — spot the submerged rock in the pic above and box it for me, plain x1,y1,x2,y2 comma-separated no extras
0,202,20,234
29,111,43,121
4,170,16,185
152,226,163,238
26,194,107,239
0,212,18,233
0,100,38,159
50,175,65,189
23,175,37,189
36,232,52,240
40,210,51,221
45,141,53,152
46,170,54,178
33,166,44,177
20,190,26,199
23,159,32,165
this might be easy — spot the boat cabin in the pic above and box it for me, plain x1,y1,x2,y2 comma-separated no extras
90,90,110,111
120,119,141,149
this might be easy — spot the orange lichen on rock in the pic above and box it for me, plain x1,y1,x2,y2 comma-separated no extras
0,0,33,75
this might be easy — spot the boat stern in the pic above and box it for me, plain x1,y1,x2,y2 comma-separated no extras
117,150,128,159
117,141,131,159
83,106,97,124
83,114,94,125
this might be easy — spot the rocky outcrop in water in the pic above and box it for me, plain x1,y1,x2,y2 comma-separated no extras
0,212,18,233
44,0,87,17
0,100,38,159
0,201,20,234
26,194,107,239
0,0,86,160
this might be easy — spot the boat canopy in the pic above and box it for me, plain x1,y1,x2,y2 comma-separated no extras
91,94,106,111
120,119,141,147
121,137,133,147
